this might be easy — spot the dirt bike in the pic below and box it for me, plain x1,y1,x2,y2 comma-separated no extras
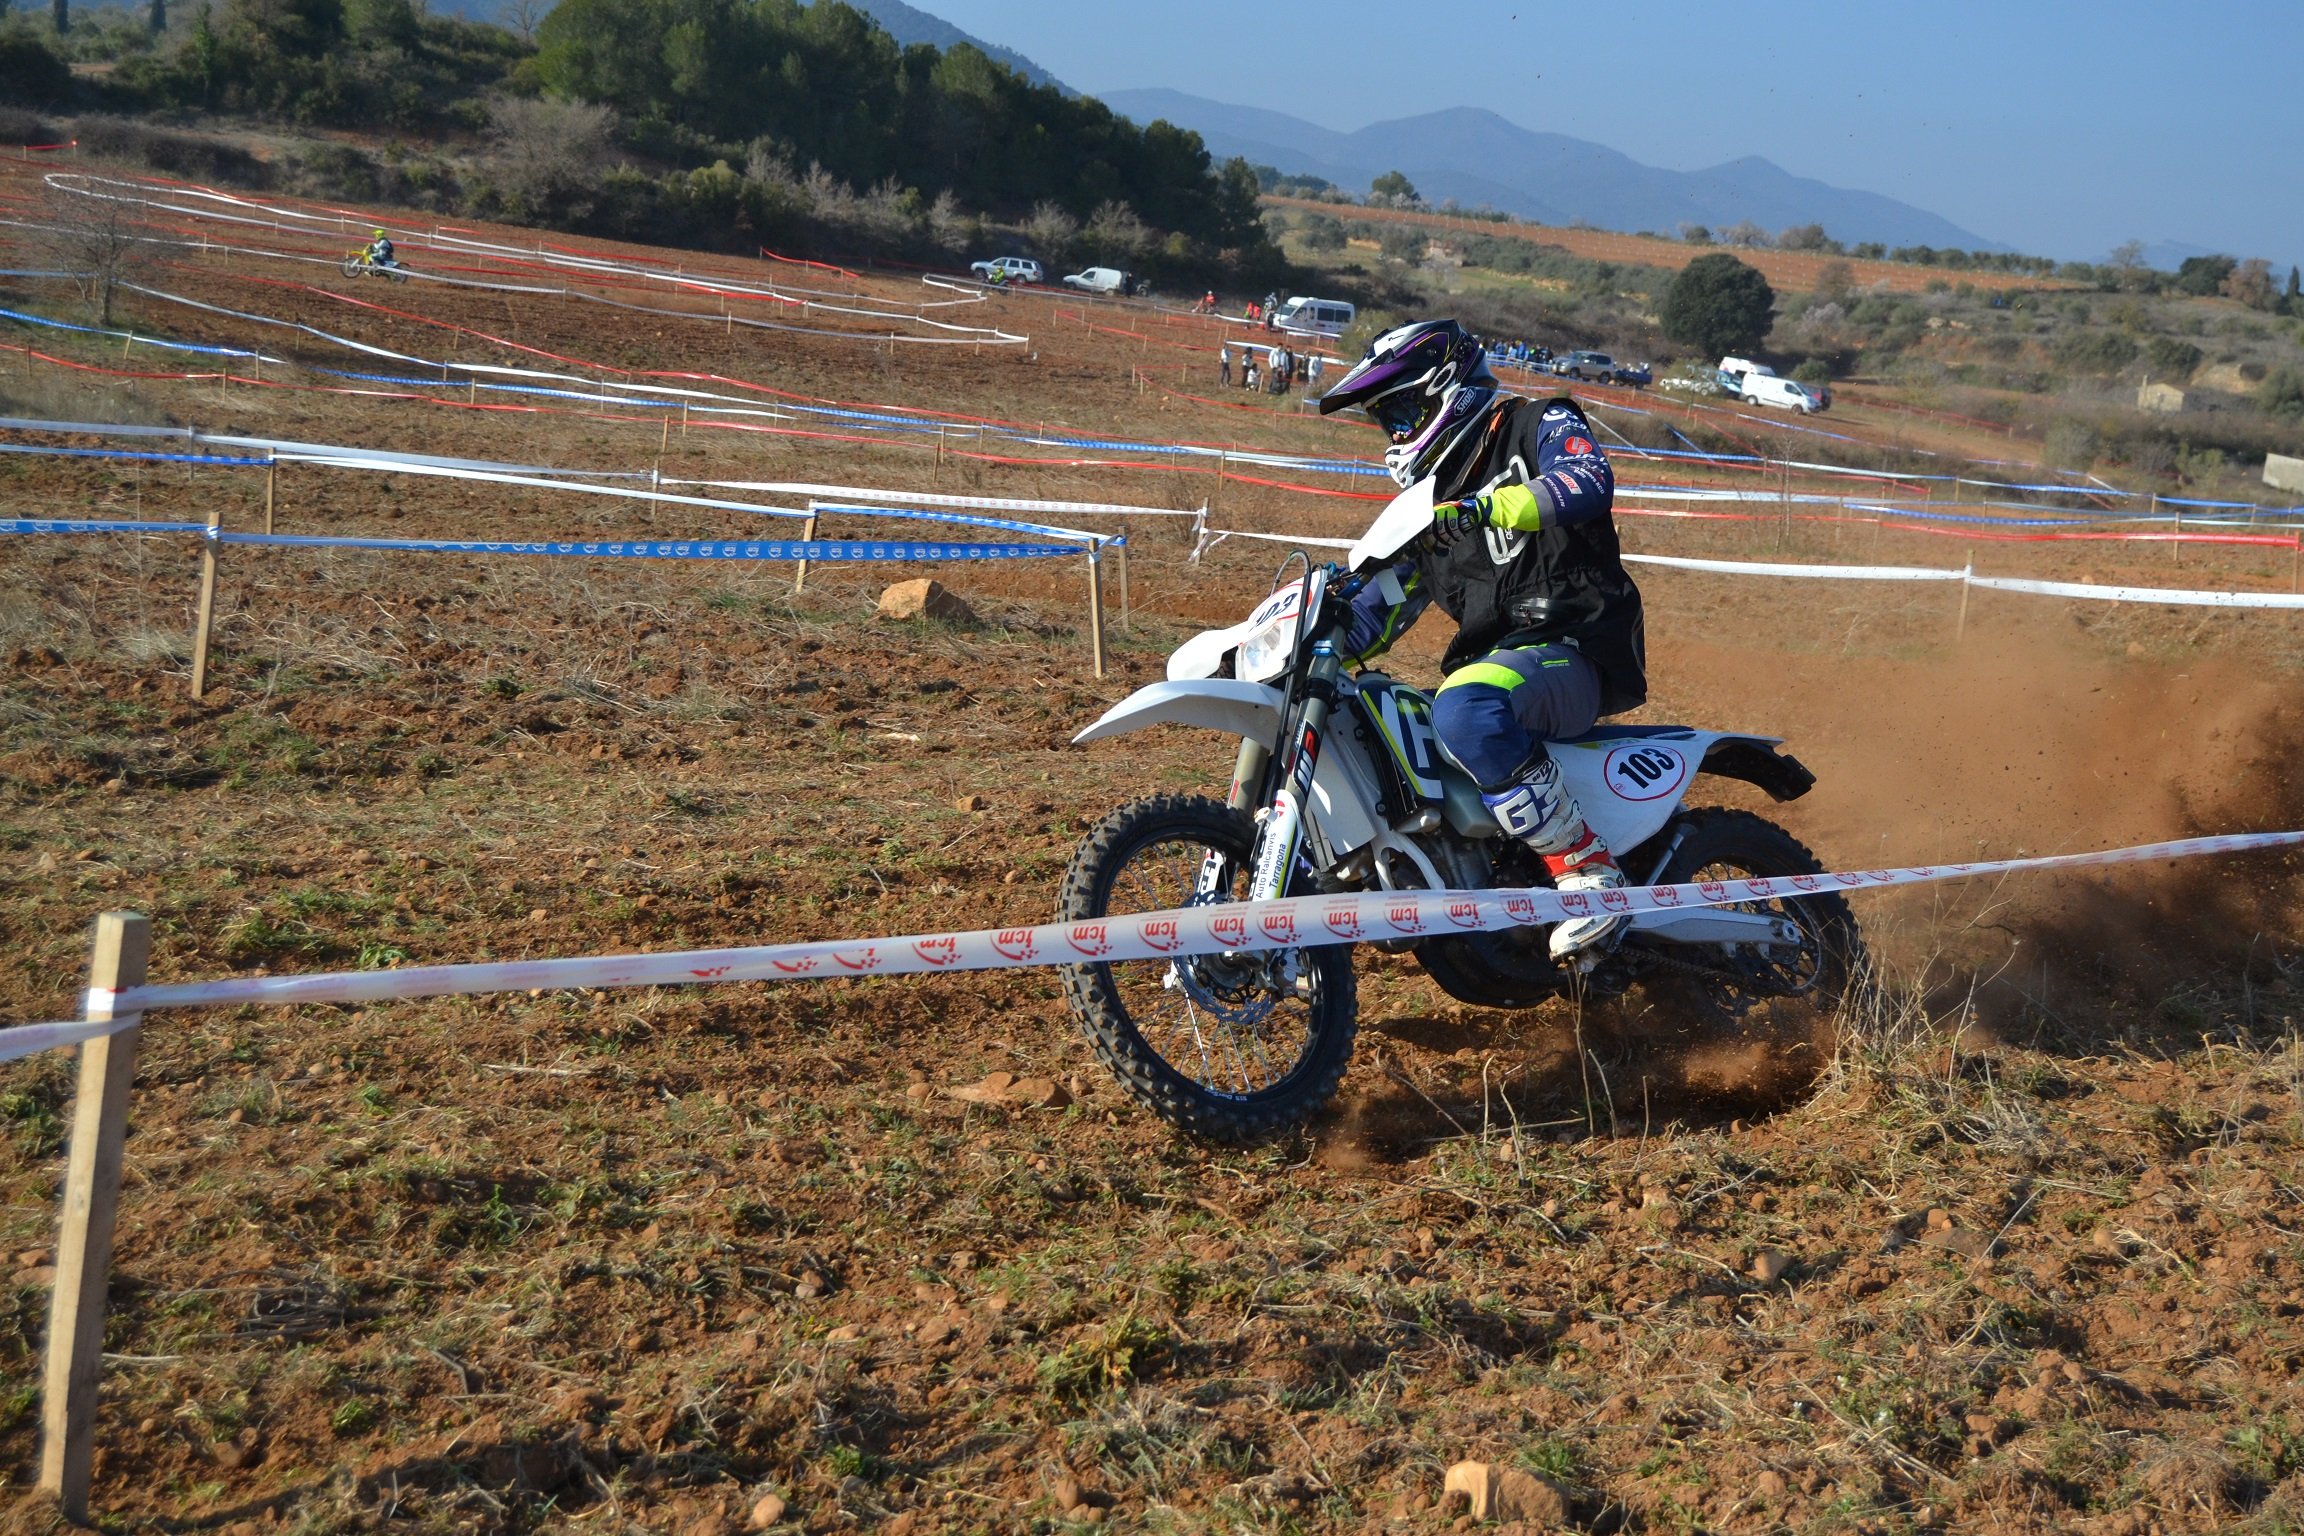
341,251,408,283
1056,478,1864,1142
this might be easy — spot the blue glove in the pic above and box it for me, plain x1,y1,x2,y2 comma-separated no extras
1430,495,1491,548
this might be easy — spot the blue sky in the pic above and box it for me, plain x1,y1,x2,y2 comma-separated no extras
919,0,2299,268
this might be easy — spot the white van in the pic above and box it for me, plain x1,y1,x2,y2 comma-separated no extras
1716,355,1773,395
1740,372,1829,414
1270,296,1355,338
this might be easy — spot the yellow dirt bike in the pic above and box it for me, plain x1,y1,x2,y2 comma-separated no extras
341,250,409,283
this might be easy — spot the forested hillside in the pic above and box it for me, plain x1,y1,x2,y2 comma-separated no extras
0,0,1281,280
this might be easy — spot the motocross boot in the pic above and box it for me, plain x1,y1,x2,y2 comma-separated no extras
1483,756,1629,960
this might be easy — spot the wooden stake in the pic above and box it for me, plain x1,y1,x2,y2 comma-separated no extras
38,912,149,1525
262,456,276,536
1955,549,1974,642
793,510,819,593
188,507,222,699
680,401,690,438
1085,547,1107,679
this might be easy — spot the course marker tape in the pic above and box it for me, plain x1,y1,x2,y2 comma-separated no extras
4,830,2296,1064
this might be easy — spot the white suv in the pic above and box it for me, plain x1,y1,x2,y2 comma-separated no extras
969,256,1042,285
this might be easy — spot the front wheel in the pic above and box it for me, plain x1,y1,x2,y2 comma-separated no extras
1056,795,1357,1142
341,255,365,278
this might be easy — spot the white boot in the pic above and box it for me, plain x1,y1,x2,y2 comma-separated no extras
1484,757,1629,960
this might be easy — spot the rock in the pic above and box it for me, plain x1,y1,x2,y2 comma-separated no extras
824,1324,862,1343
1009,1077,1072,1110
955,794,988,813
1754,1469,1787,1499
1752,1248,1794,1285
793,1271,827,1300
1441,1463,1569,1526
14,1248,52,1269
877,579,976,625
904,1081,934,1101
1052,1476,1086,1513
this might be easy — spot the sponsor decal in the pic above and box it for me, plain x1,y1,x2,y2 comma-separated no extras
993,928,1038,962
1599,890,1631,912
1384,902,1426,935
689,965,732,978
1558,892,1593,917
1562,436,1594,456
771,956,820,974
1746,878,1776,897
1651,885,1682,906
1261,911,1299,944
1697,880,1729,902
1322,906,1364,940
912,937,962,967
1445,900,1483,929
1209,914,1250,948
1835,872,1866,887
833,947,881,972
1790,875,1821,891
1137,918,1184,953
1503,894,1542,924
1066,923,1112,958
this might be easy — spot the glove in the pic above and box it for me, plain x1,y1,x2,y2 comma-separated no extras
1429,495,1491,549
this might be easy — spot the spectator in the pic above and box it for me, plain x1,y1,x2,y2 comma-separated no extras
1264,291,1280,328
1243,356,1260,392
1218,344,1231,387
1305,353,1325,393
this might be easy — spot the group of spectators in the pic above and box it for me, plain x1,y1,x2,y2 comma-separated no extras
1217,341,1325,398
1489,339,1553,370
1195,290,1290,329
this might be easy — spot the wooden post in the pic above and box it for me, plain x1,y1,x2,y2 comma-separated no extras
2291,534,2300,594
935,425,945,482
793,509,820,593
38,912,150,1524
1955,550,1973,642
680,401,690,439
188,507,222,699
261,455,276,536
1115,525,1131,632
1085,545,1107,679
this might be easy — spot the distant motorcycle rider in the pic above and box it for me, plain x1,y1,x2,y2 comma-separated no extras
1318,319,1646,958
365,228,396,269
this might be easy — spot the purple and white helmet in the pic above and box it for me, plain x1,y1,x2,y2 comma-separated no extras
1316,318,1498,488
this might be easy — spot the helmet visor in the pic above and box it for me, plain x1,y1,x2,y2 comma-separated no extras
1368,387,1436,442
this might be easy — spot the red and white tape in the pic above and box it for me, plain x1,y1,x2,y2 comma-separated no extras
3,830,2298,1065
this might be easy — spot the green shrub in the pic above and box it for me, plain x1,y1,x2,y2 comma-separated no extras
2051,330,2139,377
1658,253,1775,358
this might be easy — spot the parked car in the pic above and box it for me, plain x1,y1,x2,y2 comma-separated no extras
1740,372,1830,414
969,256,1042,285
1547,349,1649,386
1062,266,1133,294
1268,296,1356,338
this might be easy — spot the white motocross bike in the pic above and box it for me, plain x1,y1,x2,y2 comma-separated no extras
1056,480,1863,1142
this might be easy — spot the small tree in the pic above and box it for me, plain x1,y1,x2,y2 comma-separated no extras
1815,258,1856,305
2222,257,2276,310
487,97,618,225
1658,252,1776,359
1678,222,1712,245
1083,199,1150,262
1368,169,1419,209
1778,223,1829,251
38,188,151,327
1719,220,1771,249
1023,200,1078,260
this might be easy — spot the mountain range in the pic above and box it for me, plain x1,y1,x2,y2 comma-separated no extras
1100,88,2005,254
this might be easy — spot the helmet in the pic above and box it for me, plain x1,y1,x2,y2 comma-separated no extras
372,228,386,239
1317,319,1498,489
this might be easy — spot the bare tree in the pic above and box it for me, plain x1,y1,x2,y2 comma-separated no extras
504,0,544,43
486,96,618,224
1083,199,1150,261
1022,200,1077,261
37,188,152,328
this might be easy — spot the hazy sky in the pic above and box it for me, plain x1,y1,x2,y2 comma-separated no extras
919,0,2299,268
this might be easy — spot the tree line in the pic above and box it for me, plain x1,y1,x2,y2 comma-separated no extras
0,0,1281,279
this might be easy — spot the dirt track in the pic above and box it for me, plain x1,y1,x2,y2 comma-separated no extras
1,164,2301,1535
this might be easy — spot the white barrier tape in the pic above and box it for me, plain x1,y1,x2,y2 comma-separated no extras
2,830,2294,1066
1967,574,2304,610
1624,553,1964,583
675,481,1206,520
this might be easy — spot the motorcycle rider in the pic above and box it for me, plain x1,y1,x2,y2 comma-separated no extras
365,228,396,270
1317,318,1645,958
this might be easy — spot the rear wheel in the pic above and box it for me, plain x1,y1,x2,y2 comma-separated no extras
1638,808,1863,1036
341,255,364,278
1056,795,1357,1142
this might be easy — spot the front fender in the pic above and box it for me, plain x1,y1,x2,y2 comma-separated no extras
1071,679,1382,856
1071,678,1285,747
